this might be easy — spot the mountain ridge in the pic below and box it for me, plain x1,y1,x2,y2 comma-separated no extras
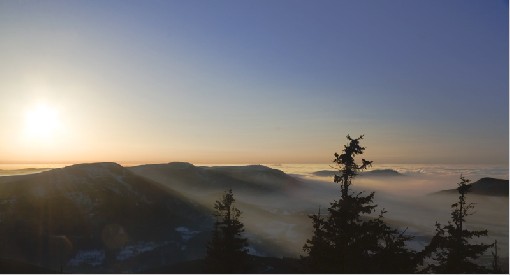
312,168,403,177
0,162,506,272
129,162,301,194
0,162,213,272
432,177,508,197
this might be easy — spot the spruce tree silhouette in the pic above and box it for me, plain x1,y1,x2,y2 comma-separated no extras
205,189,249,273
419,176,492,273
302,135,415,273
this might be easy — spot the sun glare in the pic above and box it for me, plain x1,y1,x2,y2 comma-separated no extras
24,104,60,140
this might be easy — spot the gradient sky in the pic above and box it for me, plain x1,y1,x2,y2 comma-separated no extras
0,0,508,164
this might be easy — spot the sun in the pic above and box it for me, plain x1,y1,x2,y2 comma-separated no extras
24,104,60,140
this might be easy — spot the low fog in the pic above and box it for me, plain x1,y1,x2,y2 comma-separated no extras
2,163,505,269
131,163,508,263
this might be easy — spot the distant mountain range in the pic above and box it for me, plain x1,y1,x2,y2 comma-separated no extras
0,162,505,273
129,162,301,195
433,177,509,197
312,169,403,178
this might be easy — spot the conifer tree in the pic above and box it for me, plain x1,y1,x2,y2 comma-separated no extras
419,176,493,273
302,135,415,273
205,189,249,273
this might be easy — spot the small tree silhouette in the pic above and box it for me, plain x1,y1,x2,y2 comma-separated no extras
205,189,249,273
419,176,493,273
302,135,415,273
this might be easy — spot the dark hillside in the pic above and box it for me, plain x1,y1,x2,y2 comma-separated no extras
0,163,212,272
433,177,508,197
0,258,55,273
129,162,301,194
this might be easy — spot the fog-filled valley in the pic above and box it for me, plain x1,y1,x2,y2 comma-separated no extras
0,162,507,272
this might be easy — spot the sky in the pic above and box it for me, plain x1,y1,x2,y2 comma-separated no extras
0,0,508,165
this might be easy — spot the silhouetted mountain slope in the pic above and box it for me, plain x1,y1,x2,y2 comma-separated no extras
0,162,212,272
311,170,337,177
129,162,301,194
205,164,301,191
363,169,403,177
433,177,508,196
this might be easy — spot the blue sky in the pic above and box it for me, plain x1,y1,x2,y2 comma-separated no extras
0,0,507,164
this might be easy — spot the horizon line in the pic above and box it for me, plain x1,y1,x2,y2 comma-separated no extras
0,161,508,166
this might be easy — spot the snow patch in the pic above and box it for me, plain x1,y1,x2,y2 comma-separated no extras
247,246,264,256
175,226,199,242
68,250,105,267
116,241,160,261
